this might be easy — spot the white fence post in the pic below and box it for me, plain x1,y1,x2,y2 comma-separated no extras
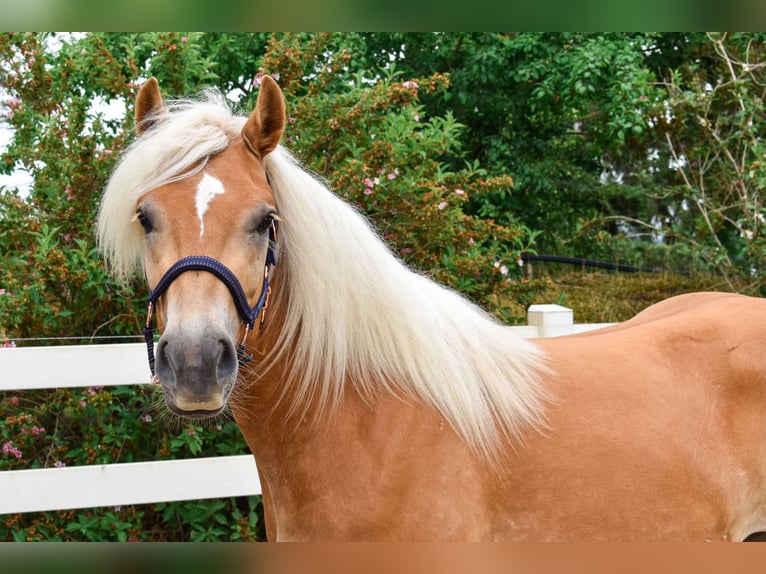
527,304,574,338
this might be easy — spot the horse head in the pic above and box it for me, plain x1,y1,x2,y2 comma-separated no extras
131,76,285,417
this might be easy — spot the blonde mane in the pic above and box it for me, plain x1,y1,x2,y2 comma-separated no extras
98,92,549,463
265,148,549,462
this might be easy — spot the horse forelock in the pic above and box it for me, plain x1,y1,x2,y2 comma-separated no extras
97,90,245,280
262,147,550,465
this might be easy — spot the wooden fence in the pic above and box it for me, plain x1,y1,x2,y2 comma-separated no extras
0,304,612,514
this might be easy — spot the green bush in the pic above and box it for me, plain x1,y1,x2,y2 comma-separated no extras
259,36,544,317
0,383,264,541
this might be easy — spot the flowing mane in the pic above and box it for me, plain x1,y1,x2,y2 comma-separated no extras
263,148,549,461
98,91,549,463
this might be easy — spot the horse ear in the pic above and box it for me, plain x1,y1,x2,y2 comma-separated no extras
242,75,285,158
135,77,164,134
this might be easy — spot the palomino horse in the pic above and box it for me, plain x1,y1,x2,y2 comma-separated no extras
97,76,766,541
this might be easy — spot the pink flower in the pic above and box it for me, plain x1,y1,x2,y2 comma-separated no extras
437,202,448,210
364,188,373,196
387,169,399,180
253,72,264,88
363,177,375,188
455,189,465,195
402,80,419,89
54,460,66,468
186,428,197,436
2,441,22,459
0,288,5,295
180,37,188,43
79,400,87,407
517,257,525,267
412,112,420,122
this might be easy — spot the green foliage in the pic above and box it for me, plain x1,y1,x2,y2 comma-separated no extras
258,34,543,314
352,33,666,256
0,384,263,541
344,33,766,290
655,32,766,289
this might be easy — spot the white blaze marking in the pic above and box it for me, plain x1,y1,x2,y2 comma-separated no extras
195,173,225,237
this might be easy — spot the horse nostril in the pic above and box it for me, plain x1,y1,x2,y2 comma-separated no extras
155,338,177,384
217,339,238,381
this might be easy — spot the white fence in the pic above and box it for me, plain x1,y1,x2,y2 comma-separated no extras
0,305,612,515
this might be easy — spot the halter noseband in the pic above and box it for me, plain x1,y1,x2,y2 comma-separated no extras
143,220,279,378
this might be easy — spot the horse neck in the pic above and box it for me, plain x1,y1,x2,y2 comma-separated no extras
230,308,490,541
229,267,324,451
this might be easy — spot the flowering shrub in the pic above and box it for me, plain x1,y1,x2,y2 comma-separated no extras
260,34,546,317
0,384,263,541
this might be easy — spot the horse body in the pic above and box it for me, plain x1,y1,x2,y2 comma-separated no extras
513,292,766,541
97,76,766,541
234,291,766,541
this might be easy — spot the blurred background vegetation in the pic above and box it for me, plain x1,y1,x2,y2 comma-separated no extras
1,32,764,540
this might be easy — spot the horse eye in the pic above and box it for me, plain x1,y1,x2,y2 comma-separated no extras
136,210,153,234
255,213,275,235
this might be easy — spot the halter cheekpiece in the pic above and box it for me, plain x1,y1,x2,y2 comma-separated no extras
143,220,279,378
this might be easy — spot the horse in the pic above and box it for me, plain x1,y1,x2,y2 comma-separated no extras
97,76,766,541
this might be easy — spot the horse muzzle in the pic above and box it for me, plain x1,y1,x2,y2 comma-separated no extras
154,326,239,418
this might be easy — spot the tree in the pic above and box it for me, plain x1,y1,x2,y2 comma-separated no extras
347,33,665,256
653,32,766,289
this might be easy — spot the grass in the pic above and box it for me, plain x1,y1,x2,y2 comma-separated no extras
503,268,752,324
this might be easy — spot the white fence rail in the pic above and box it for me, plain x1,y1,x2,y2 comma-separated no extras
0,305,612,514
